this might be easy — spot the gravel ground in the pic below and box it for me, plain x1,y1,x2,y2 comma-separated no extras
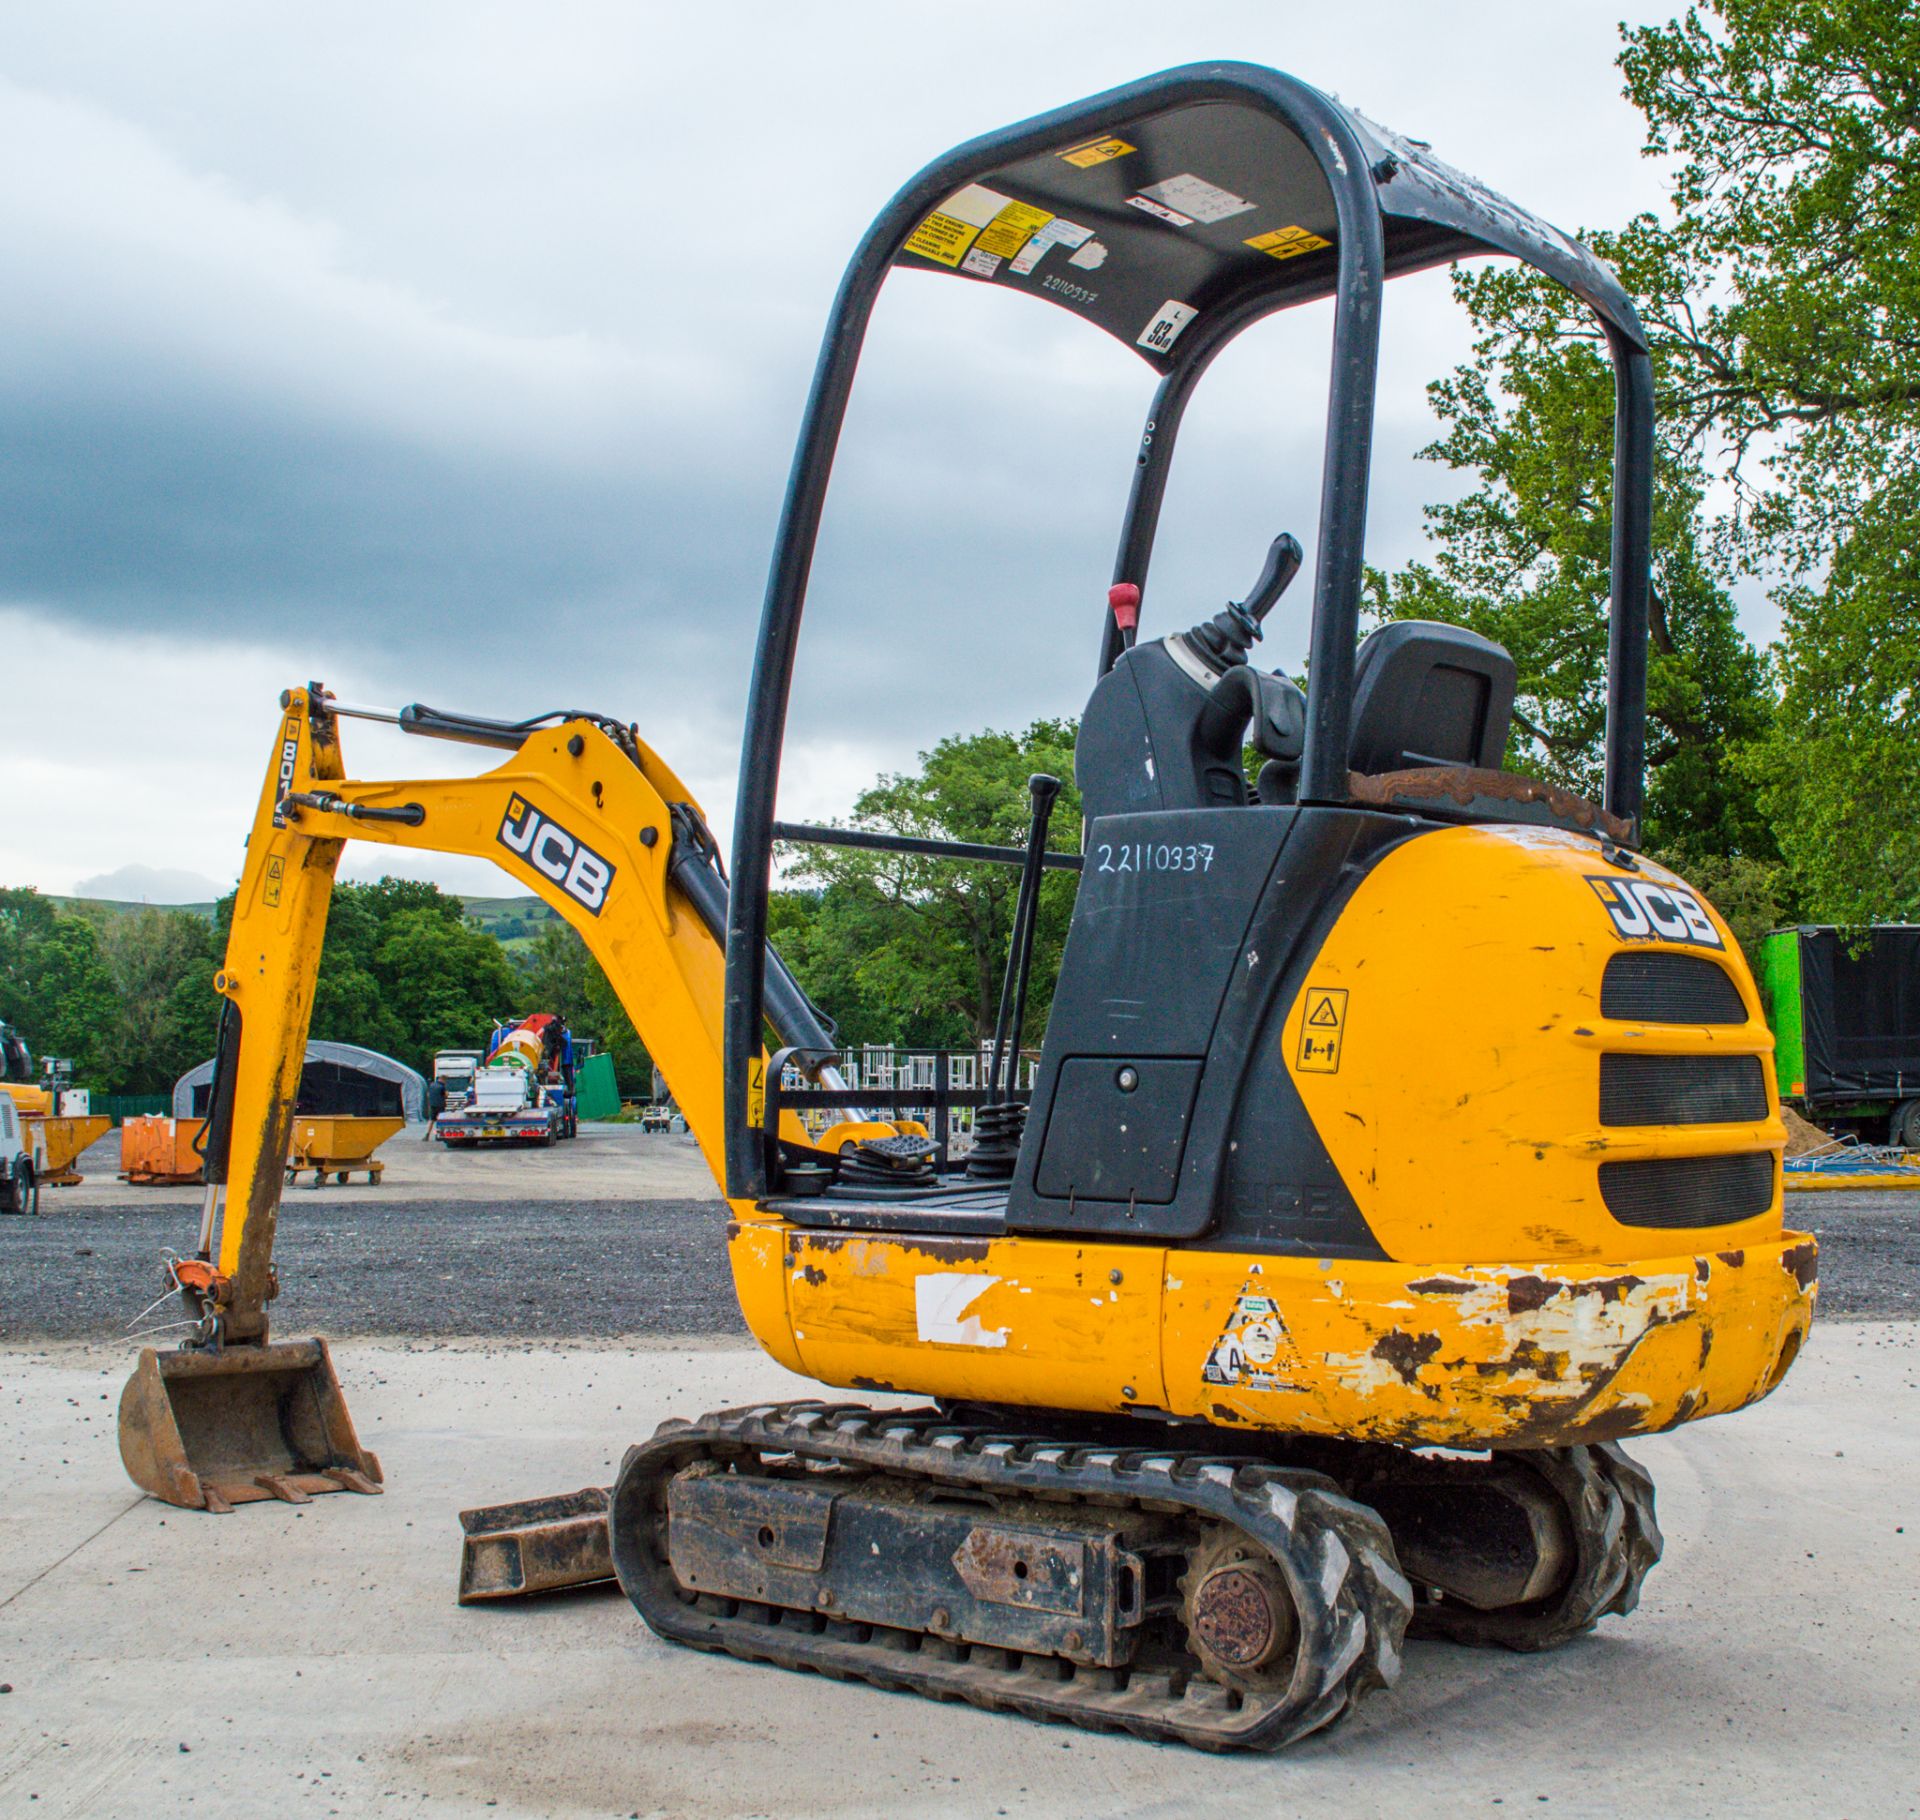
0,1191,1912,1339
1,1198,745,1340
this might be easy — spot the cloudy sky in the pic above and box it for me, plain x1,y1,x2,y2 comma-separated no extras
1,1,1685,902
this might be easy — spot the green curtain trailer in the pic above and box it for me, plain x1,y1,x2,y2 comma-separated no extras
572,1050,620,1122
1759,925,1920,1147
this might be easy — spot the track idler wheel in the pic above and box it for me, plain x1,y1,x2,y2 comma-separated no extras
1404,1442,1662,1652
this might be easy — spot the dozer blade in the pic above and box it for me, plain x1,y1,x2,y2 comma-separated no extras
457,1487,614,1602
117,1338,383,1513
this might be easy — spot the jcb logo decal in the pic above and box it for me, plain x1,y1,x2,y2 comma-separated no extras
498,795,616,915
1587,876,1722,949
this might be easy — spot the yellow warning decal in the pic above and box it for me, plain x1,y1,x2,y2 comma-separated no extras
904,211,982,267
975,199,1054,260
1296,986,1348,1074
1060,136,1134,168
1245,225,1333,262
263,854,285,908
747,1056,767,1128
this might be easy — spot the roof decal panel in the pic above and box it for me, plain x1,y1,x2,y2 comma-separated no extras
893,102,1338,371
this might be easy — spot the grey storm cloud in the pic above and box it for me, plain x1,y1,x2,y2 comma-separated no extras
0,1,1675,894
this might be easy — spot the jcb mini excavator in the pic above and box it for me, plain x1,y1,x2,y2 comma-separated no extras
120,62,1817,1751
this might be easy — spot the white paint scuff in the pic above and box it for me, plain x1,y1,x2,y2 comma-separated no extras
915,1273,1009,1349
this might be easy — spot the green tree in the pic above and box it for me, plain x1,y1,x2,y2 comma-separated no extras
90,907,223,1094
782,721,1081,1049
1368,244,1776,862
372,906,521,1071
1617,1,1920,915
0,889,121,1087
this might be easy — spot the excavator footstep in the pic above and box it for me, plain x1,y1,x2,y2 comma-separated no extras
117,1338,383,1513
457,1487,615,1602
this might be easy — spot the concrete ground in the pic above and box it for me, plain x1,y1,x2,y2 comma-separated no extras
1,1323,1915,1819
53,1121,719,1209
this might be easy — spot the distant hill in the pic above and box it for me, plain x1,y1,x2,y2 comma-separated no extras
459,896,567,952
51,891,563,950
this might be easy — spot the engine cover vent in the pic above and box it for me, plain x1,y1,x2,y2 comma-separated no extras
1598,1153,1774,1229
1599,1054,1769,1127
1600,952,1746,1025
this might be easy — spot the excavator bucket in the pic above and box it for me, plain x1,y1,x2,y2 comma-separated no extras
117,1338,382,1512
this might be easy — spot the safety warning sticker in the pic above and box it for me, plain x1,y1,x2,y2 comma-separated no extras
904,211,981,267
960,245,1002,278
1060,135,1134,168
1136,172,1257,225
1245,224,1333,262
1066,238,1108,271
1202,1292,1301,1391
1137,299,1197,354
1296,986,1348,1074
263,854,285,908
976,199,1054,260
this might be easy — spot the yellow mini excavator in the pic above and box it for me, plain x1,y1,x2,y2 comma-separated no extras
120,63,1817,1751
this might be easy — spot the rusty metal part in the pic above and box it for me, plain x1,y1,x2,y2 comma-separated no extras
1347,765,1633,843
666,1466,1166,1667
1360,1458,1574,1611
1182,1527,1299,1678
117,1339,382,1513
457,1487,614,1602
608,1402,1411,1752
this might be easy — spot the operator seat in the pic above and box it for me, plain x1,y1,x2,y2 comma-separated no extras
1347,620,1515,775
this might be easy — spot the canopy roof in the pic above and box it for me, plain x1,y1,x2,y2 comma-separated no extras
891,69,1643,372
174,1040,427,1122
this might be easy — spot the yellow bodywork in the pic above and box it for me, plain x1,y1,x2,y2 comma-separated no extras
191,690,1814,1454
730,823,1815,1450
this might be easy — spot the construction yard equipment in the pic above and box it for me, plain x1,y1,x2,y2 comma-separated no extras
434,1013,575,1146
0,1095,39,1214
30,1112,112,1185
284,1113,405,1187
119,1114,208,1186
118,60,1817,1752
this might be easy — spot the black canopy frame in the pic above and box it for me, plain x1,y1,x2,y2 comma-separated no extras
723,61,1655,1197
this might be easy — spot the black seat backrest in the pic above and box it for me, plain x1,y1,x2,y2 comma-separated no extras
1349,621,1516,775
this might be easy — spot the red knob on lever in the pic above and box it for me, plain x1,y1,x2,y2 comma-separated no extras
1107,582,1141,634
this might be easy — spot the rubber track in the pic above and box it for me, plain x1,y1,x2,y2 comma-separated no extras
1408,1441,1663,1651
608,1401,1413,1751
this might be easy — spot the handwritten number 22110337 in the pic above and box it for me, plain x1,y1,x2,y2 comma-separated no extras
1094,842,1215,875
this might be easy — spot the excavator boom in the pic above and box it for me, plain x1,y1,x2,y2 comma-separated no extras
118,684,868,1512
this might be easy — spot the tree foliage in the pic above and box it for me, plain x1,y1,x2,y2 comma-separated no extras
1374,1,1920,918
778,721,1081,1050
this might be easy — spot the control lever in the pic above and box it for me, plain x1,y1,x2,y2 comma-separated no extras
968,773,1062,1180
1188,533,1304,670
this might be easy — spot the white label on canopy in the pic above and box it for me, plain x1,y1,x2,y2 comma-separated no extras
1137,172,1257,224
940,183,1013,228
1138,299,1197,354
